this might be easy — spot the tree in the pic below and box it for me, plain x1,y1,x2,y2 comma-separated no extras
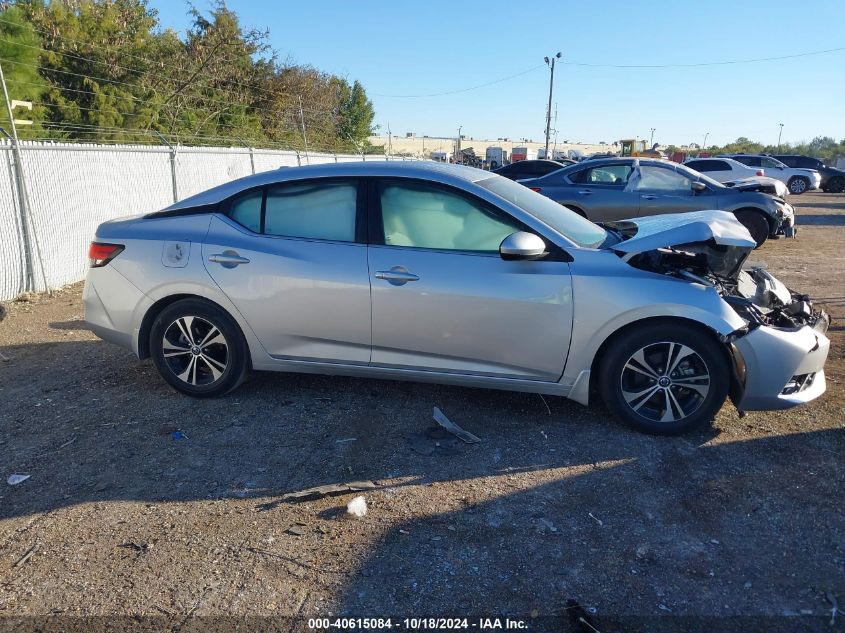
0,5,46,137
336,79,374,149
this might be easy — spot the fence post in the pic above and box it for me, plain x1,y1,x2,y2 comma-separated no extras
249,146,256,174
0,64,38,293
296,150,301,167
154,131,178,203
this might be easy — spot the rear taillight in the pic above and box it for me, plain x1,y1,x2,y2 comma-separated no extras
756,170,764,176
530,187,542,192
88,242,124,268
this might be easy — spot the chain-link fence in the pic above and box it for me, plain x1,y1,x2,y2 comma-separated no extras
0,140,414,300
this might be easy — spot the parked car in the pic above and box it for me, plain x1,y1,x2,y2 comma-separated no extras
772,155,845,193
84,162,829,435
683,157,789,197
719,154,821,194
493,159,572,180
518,158,793,246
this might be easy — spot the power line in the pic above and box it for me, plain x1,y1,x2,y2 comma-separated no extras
372,65,544,98
562,46,845,68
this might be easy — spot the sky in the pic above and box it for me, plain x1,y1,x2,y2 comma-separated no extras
146,0,845,147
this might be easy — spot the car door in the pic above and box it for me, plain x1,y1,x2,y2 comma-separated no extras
544,162,638,221
202,178,372,364
367,178,573,381
636,164,709,216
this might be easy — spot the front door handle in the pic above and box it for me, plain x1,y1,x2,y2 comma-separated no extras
375,266,419,286
209,250,250,268
641,194,660,200
577,189,593,195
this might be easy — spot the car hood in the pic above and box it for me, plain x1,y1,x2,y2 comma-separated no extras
724,176,787,198
605,210,757,278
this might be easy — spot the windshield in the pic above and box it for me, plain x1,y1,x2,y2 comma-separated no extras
477,175,608,248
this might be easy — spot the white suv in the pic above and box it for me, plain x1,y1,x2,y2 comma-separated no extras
720,154,821,194
684,157,789,197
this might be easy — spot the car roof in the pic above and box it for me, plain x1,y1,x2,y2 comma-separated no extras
165,160,488,210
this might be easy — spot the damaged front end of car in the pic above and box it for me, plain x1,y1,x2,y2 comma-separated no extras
607,210,830,412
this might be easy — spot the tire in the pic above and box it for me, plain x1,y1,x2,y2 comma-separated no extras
787,176,809,195
733,209,770,248
598,322,730,435
150,298,249,397
826,176,845,194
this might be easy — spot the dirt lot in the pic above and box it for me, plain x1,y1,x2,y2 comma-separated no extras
0,193,843,632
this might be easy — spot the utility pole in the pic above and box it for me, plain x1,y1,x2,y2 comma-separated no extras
650,127,656,146
777,123,784,151
456,125,462,163
297,95,309,163
543,52,561,160
703,132,709,151
0,60,37,293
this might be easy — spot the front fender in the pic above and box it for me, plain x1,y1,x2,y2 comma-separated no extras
560,252,746,397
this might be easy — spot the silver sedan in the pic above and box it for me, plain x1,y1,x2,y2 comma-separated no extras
84,161,829,435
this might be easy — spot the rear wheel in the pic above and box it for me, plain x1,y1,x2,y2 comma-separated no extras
150,298,249,397
599,323,729,435
826,176,845,194
734,209,770,248
787,176,809,195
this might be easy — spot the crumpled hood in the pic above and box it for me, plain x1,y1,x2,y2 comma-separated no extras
606,210,757,279
607,210,757,254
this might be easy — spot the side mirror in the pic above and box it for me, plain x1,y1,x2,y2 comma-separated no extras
691,181,707,193
500,231,547,261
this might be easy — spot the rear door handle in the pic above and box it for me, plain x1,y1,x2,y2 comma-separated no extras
209,250,250,268
641,194,660,200
375,267,419,286
577,189,593,195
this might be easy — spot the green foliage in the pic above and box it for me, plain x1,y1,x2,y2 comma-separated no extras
1,0,375,151
679,136,845,164
0,4,46,137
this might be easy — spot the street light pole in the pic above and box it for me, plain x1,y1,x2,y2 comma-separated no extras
543,52,561,160
777,123,784,151
649,127,656,146
703,132,709,151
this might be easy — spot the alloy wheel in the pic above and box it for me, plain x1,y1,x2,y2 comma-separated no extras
790,178,807,194
162,315,229,386
619,342,711,423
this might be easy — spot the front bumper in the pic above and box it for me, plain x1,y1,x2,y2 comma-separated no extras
774,203,796,237
730,317,830,411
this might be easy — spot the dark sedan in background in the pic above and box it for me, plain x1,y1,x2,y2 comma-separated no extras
517,158,794,246
493,159,574,181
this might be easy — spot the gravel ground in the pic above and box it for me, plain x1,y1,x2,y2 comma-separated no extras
0,192,843,632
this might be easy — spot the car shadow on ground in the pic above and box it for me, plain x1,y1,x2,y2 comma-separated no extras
330,426,844,629
1,340,843,626
794,215,845,226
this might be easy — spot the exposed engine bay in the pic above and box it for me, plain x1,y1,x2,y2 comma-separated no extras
625,242,830,332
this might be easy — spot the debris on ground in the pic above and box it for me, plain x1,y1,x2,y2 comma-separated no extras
277,481,381,503
13,543,38,568
171,430,187,441
157,426,179,436
7,473,30,486
286,525,305,537
563,598,599,632
826,592,844,626
588,512,603,526
433,407,481,444
346,496,367,518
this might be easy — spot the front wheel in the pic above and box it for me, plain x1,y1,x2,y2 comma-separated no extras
788,176,809,195
734,209,770,248
150,298,249,397
598,323,730,435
